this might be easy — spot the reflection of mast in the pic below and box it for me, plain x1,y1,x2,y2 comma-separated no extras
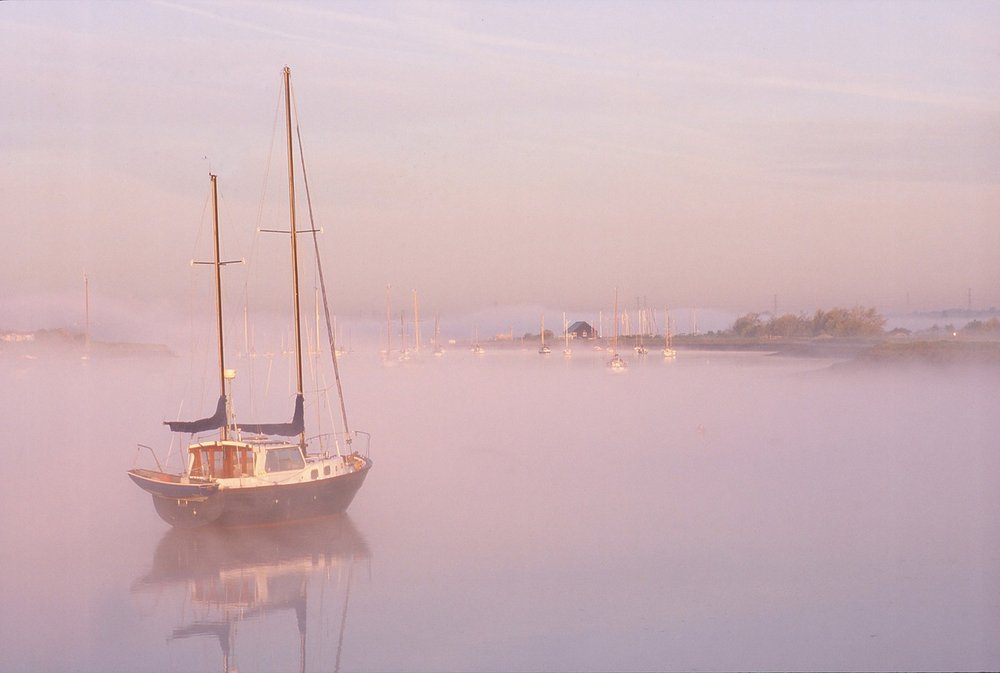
134,515,370,673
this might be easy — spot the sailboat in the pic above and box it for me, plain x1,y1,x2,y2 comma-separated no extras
380,284,392,361
471,324,485,354
432,314,444,356
128,68,372,528
662,307,677,359
633,306,648,355
397,311,410,362
608,288,627,370
538,314,551,354
562,311,572,358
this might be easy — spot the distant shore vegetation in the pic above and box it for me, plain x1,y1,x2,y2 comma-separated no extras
684,307,1000,365
726,306,886,339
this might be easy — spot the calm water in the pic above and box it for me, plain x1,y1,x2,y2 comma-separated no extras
1,344,998,671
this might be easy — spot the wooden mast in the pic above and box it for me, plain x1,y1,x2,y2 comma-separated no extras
613,287,619,353
209,173,228,440
283,66,306,448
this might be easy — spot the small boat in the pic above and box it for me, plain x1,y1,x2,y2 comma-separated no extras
562,312,572,358
607,288,627,370
471,324,486,354
398,311,411,362
662,306,677,359
128,68,372,528
432,314,444,356
633,306,649,355
538,314,551,355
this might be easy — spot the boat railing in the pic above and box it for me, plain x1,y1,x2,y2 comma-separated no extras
353,430,372,458
306,430,371,459
133,443,164,472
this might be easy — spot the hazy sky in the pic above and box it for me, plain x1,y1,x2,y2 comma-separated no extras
3,0,999,331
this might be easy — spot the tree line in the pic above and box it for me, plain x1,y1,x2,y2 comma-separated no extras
729,306,886,338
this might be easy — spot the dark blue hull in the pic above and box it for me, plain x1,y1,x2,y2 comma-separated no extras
131,459,372,529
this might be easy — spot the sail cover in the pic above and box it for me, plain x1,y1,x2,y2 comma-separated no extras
237,394,305,436
165,396,227,434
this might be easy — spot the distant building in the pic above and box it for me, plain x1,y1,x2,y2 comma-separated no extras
567,321,595,339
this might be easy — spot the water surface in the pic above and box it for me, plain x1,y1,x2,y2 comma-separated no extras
1,345,997,671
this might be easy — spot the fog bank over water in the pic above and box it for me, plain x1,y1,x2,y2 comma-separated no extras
9,290,997,361
1,343,997,671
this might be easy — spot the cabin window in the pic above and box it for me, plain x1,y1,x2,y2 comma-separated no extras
310,469,319,480
189,451,204,477
190,445,254,478
233,446,254,477
191,448,226,478
324,465,331,476
264,447,305,473
243,449,255,476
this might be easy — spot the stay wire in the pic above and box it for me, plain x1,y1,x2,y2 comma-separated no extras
291,81,352,447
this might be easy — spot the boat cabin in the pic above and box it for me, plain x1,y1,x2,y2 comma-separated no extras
188,440,305,479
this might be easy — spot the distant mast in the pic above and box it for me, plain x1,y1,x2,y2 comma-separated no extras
613,288,619,354
563,311,571,357
83,272,91,356
384,284,391,357
413,289,420,353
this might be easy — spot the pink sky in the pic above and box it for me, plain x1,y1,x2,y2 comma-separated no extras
2,0,999,330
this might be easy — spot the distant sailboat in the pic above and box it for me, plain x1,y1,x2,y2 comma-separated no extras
608,288,627,370
380,284,392,361
663,307,677,359
471,324,485,354
562,312,572,358
634,307,648,356
538,314,551,355
398,311,410,362
432,314,444,356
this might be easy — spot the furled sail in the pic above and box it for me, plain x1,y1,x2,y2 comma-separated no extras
237,394,304,436
165,395,227,434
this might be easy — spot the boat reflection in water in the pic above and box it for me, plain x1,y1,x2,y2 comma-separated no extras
132,515,369,673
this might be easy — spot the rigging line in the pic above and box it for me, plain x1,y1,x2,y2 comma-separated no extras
291,87,352,446
243,77,285,423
